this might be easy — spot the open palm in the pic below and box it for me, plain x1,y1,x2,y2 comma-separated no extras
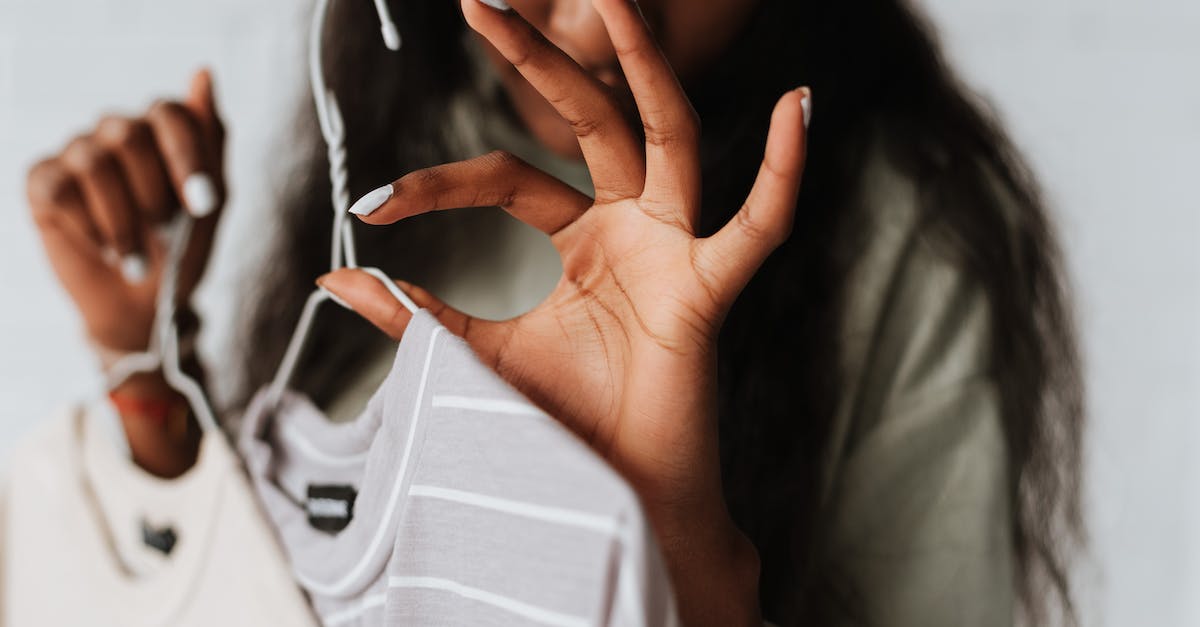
322,1,808,623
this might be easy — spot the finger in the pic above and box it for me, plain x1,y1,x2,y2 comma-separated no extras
317,268,508,369
174,70,226,299
26,158,121,296
460,0,645,200
135,72,226,305
591,0,701,219
146,100,220,219
96,116,173,222
699,88,810,305
350,150,591,241
60,135,147,277
184,68,225,144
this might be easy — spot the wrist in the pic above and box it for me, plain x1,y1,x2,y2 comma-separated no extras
98,306,205,479
91,307,202,388
654,506,762,627
108,382,201,478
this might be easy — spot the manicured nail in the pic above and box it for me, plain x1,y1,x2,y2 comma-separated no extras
121,253,148,283
183,173,217,218
799,88,813,128
349,184,394,216
475,0,512,11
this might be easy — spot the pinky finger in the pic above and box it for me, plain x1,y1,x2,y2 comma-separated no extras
697,87,810,306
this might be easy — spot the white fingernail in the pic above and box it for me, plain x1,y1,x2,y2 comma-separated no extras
183,173,218,218
349,184,394,216
121,253,148,283
475,0,511,11
800,89,813,128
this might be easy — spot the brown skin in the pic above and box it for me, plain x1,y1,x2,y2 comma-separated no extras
483,0,762,160
320,1,808,625
27,0,798,623
25,70,224,478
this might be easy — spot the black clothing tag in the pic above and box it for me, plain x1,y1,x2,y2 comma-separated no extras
306,484,358,534
141,519,178,555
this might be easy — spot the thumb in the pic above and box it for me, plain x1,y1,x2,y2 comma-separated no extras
184,68,224,139
317,269,504,365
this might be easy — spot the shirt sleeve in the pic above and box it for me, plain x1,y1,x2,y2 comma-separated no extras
822,231,1014,627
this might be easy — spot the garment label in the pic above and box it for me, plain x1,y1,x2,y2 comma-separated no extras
306,485,358,533
141,519,178,555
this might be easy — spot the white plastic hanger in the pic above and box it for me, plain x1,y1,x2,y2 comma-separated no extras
153,217,220,432
106,215,220,434
264,0,417,410
105,0,407,429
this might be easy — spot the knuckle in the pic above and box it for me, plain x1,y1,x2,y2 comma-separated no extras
479,152,528,207
734,206,773,244
26,159,78,210
643,122,690,148
395,167,445,206
567,114,605,140
96,116,150,151
408,166,446,190
560,93,622,141
612,38,650,62
62,137,115,174
482,150,524,173
483,149,515,166
643,107,702,149
509,27,550,69
147,99,186,124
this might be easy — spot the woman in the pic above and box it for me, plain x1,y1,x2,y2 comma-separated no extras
24,0,1084,625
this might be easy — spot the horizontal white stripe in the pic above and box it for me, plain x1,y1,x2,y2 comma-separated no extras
322,592,386,626
280,423,368,468
431,395,543,416
388,576,590,627
408,484,618,536
297,326,444,596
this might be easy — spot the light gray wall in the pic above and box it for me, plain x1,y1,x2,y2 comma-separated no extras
1,1,1196,624
921,3,1200,625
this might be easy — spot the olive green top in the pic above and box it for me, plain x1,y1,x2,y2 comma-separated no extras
818,150,1013,626
327,48,1013,625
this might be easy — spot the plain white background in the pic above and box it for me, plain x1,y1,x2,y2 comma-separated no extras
0,1,1196,624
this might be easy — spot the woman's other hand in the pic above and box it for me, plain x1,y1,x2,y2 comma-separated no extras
320,2,809,624
25,69,225,356
25,70,225,478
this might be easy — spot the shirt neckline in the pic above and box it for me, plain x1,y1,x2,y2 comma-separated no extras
240,309,444,599
77,403,232,626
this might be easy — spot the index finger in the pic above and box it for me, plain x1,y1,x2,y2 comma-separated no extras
461,0,646,200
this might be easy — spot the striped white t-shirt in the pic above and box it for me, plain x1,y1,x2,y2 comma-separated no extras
239,310,679,627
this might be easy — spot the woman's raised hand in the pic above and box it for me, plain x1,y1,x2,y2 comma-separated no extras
26,70,225,356
320,2,808,623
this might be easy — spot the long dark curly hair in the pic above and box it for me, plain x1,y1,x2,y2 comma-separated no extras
233,1,1085,624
